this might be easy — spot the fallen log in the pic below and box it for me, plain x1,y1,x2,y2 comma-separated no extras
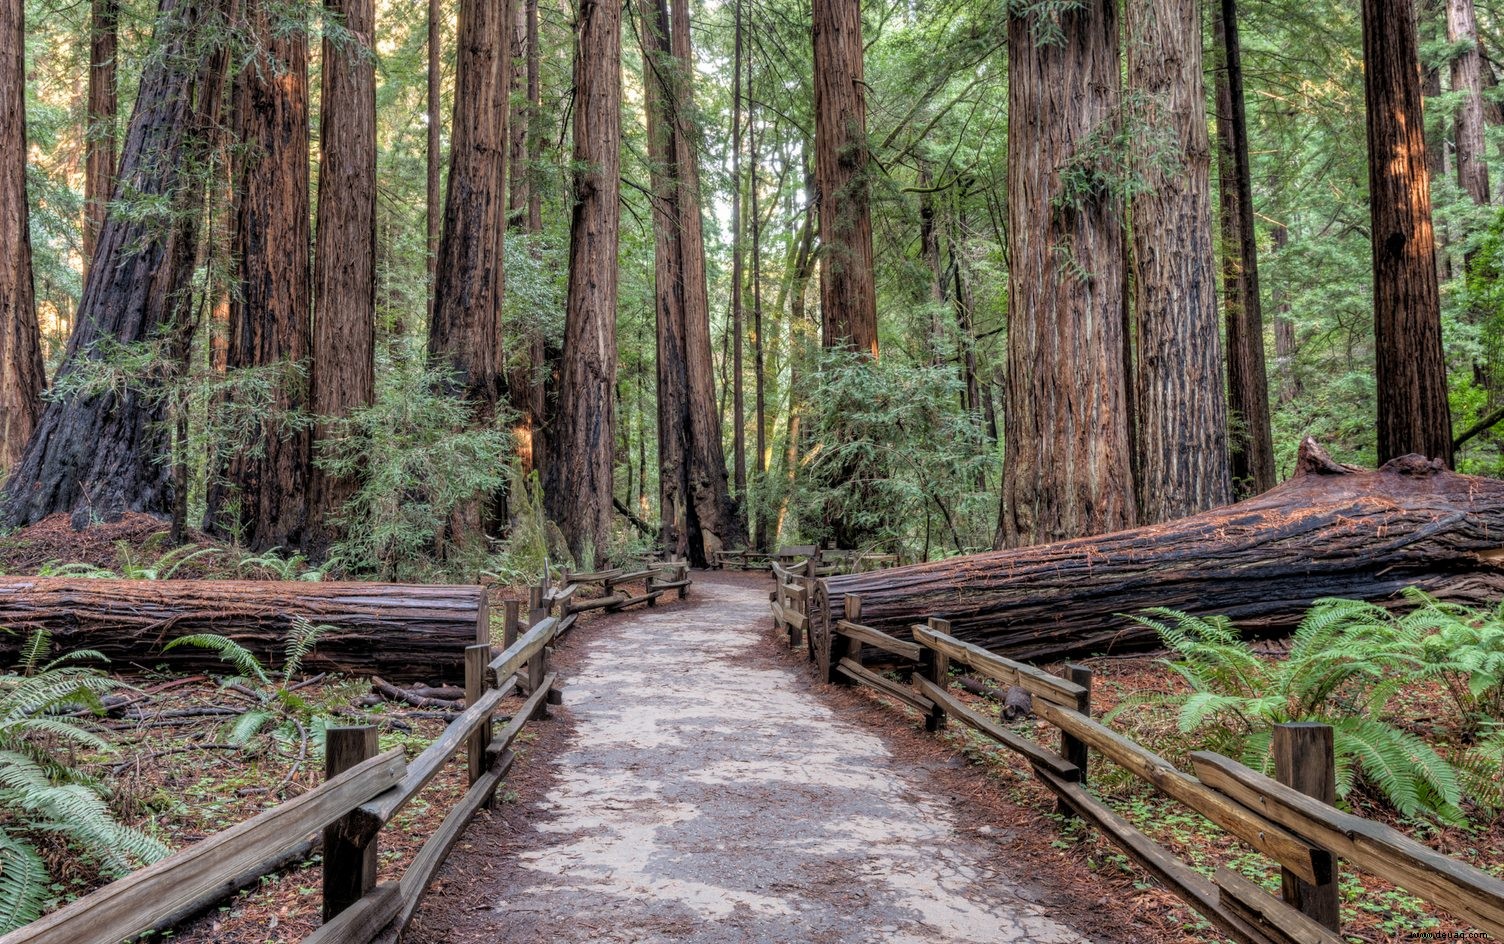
0,579,488,683
816,440,1504,663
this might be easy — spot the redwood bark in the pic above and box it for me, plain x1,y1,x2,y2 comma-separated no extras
999,2,1135,548
83,0,119,280
310,0,377,536
1448,0,1490,204
819,440,1504,662
1214,0,1276,497
507,0,529,226
1128,0,1231,522
0,0,44,472
426,0,441,321
0,579,488,683
2,0,229,527
1362,0,1454,465
209,0,311,549
549,0,620,564
811,0,876,357
430,0,508,417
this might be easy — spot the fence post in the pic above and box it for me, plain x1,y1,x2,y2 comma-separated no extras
1057,664,1093,817
920,617,951,732
503,599,520,650
527,583,546,627
676,561,689,599
323,726,378,921
826,594,861,684
1274,722,1341,932
465,644,491,789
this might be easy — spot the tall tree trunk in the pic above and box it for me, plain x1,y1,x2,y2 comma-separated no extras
730,0,746,500
0,0,44,472
2,0,229,527
1271,220,1302,404
1362,0,1454,465
508,0,529,225
917,165,946,363
812,0,877,356
1214,0,1276,497
549,0,620,565
998,1,1135,549
1128,0,1231,522
209,0,311,549
641,0,742,565
426,0,441,322
750,66,768,551
430,0,508,452
1449,0,1490,204
83,0,119,281
310,0,377,540
1422,0,1453,281
525,0,542,236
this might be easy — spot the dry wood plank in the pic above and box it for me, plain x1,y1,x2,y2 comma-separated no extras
486,672,556,759
302,881,402,944
1033,700,1330,885
566,593,629,614
1192,752,1504,938
546,583,580,607
346,680,517,842
912,624,1087,708
0,750,405,944
487,616,557,684
564,568,622,583
617,589,666,608
612,568,663,584
651,578,693,590
835,619,922,662
835,658,933,713
557,613,578,635
1034,768,1279,944
1213,869,1344,944
373,751,517,944
912,674,1080,781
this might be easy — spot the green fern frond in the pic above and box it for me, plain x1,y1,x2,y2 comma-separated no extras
228,709,274,746
164,634,270,683
0,830,49,933
282,618,331,680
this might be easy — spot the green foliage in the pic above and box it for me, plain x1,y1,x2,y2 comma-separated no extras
0,630,165,932
316,353,512,580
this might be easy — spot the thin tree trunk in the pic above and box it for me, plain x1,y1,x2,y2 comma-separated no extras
1363,0,1454,465
83,0,119,281
917,164,946,364
310,0,377,541
0,0,45,472
549,0,620,565
1128,0,1232,522
2,0,229,527
1449,0,1490,204
812,0,877,357
750,68,768,551
998,1,1135,548
526,0,542,235
209,0,311,549
426,0,441,322
1214,0,1276,497
1271,220,1301,404
731,0,746,499
508,0,528,226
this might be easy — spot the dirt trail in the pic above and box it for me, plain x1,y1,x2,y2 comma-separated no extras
406,573,1109,943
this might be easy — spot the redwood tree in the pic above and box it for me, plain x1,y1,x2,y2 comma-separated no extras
2,0,228,527
811,0,876,357
1448,0,1489,204
1,0,44,471
1128,0,1231,522
1361,0,1454,464
83,0,119,279
310,0,377,534
549,0,620,564
640,0,744,566
208,0,311,548
999,0,1136,548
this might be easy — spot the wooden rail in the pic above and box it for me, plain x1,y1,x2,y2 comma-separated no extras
773,585,1504,943
560,560,691,617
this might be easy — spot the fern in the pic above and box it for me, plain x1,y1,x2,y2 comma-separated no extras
0,831,48,931
163,634,270,684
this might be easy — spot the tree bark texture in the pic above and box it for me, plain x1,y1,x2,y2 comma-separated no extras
1362,0,1454,466
83,0,119,281
426,0,441,322
430,0,508,418
818,440,1504,663
1448,0,1490,204
2,0,229,528
641,0,744,566
0,579,488,683
210,0,311,549
811,0,877,357
1214,0,1276,497
999,2,1136,549
1127,0,1232,522
0,0,44,472
550,0,621,565
311,0,377,535
507,0,529,225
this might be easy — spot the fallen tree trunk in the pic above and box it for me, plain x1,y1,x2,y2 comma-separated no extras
817,440,1504,662
0,579,488,683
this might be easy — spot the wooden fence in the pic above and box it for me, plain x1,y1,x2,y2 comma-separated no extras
769,567,1504,943
0,565,693,944
720,544,898,573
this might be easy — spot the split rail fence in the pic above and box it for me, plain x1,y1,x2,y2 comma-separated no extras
770,564,1504,943
0,564,693,944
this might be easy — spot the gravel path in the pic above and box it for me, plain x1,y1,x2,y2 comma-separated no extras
407,574,1103,943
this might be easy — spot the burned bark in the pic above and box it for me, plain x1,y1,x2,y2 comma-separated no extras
818,440,1504,663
